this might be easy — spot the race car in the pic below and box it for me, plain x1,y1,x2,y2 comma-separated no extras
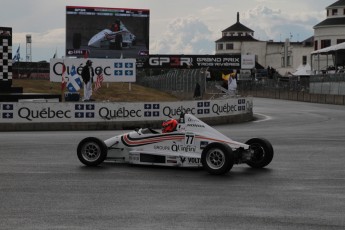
77,113,274,175
88,20,136,49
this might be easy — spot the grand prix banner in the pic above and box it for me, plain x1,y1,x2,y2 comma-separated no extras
136,54,255,69
0,98,252,124
50,58,136,83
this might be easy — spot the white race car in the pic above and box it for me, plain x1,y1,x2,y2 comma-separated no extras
77,113,274,175
88,20,136,49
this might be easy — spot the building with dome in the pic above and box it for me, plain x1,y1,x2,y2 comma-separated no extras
215,13,314,76
215,0,345,76
312,0,345,71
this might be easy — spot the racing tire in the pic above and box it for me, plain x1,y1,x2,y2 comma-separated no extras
77,137,108,166
245,138,274,168
201,143,234,175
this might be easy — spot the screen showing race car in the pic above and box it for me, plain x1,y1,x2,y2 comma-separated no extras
66,6,150,59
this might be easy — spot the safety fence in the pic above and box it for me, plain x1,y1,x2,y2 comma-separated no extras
137,69,345,99
137,68,209,99
309,74,345,95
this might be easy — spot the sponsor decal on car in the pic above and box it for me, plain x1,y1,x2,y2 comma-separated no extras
180,156,201,165
171,142,196,153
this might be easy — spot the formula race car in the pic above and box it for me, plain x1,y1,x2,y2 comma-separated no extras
88,20,136,49
77,113,274,175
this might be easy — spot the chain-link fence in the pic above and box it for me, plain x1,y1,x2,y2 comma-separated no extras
137,69,345,99
137,68,209,99
309,73,345,95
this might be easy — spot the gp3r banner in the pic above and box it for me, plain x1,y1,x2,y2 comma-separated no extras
50,58,136,82
136,54,255,69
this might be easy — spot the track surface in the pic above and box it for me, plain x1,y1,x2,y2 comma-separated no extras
1,98,345,230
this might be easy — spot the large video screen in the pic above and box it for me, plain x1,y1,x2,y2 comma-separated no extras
66,6,150,59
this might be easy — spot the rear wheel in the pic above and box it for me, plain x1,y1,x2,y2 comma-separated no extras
201,143,234,175
245,138,274,168
77,137,108,166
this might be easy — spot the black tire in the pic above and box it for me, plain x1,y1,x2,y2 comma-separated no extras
245,138,274,168
72,33,82,49
201,143,234,175
77,137,108,166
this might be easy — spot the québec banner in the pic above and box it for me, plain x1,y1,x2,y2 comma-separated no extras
49,58,136,83
0,98,252,123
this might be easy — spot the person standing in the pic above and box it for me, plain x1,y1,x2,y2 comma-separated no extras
81,60,94,101
228,71,237,96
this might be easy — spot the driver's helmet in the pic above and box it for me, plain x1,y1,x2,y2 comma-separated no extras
162,119,178,133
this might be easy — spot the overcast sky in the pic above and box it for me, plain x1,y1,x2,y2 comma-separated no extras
0,0,336,61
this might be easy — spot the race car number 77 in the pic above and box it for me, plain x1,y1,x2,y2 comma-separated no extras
185,134,195,145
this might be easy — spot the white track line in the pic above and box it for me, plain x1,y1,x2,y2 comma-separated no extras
253,113,272,123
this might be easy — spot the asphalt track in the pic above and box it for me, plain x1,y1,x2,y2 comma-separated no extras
1,98,345,230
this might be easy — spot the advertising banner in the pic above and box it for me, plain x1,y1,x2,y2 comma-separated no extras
137,55,255,69
0,98,253,124
137,55,240,69
241,55,256,69
50,58,136,83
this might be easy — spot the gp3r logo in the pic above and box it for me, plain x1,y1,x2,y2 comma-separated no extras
149,57,193,67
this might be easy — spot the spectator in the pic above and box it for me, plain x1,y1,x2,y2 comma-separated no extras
81,60,94,101
228,72,237,96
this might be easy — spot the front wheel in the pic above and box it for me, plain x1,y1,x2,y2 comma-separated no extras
201,143,234,175
77,137,108,166
245,138,274,168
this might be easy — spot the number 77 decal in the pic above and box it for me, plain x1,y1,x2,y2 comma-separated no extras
185,133,195,145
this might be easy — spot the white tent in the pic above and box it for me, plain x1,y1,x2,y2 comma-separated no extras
311,42,345,55
292,64,312,76
311,42,345,72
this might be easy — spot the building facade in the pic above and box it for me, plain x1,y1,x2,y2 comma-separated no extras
215,0,345,75
313,0,345,71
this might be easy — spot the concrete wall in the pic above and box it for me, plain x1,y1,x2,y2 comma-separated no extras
241,89,345,105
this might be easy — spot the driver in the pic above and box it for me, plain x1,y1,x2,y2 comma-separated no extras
162,119,178,133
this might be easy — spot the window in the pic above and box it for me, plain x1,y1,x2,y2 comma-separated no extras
337,39,345,44
281,56,292,67
287,56,292,67
217,43,223,50
332,9,338,15
303,56,307,65
321,40,331,49
314,40,318,50
226,43,234,50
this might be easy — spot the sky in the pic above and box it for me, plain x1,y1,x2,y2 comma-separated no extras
0,0,337,62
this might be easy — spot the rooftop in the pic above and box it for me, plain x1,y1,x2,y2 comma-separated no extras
327,0,345,8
